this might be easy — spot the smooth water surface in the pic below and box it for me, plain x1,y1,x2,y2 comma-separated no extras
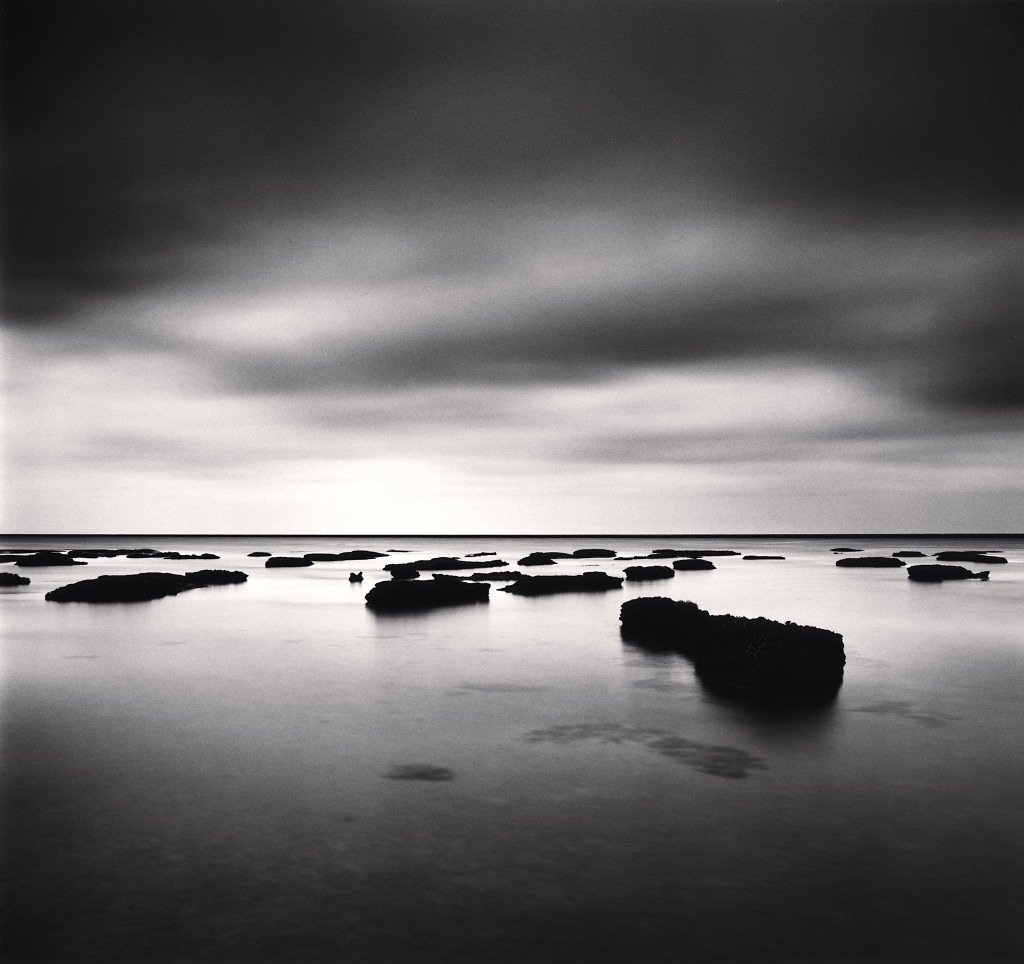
2,535,1022,962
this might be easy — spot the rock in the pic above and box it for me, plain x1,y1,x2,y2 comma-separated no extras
517,552,561,566
676,550,740,558
620,597,845,704
67,549,123,558
743,555,786,560
465,551,496,557
161,552,220,560
623,565,675,581
388,564,421,580
672,559,716,571
499,572,623,596
467,570,525,581
892,551,926,558
265,556,315,568
248,551,272,557
304,550,387,561
0,555,23,564
0,572,31,586
934,551,1007,564
14,552,87,567
383,557,509,571
831,547,861,552
365,578,489,611
835,557,906,568
571,548,618,558
349,572,364,582
907,565,990,582
45,569,247,603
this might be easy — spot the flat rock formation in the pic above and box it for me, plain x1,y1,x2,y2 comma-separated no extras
0,572,31,586
908,565,990,582
743,555,786,560
365,578,489,611
265,556,315,567
247,551,272,557
892,551,926,558
676,550,741,558
620,597,845,704
467,570,525,581
673,559,716,571
304,550,387,561
571,548,618,558
517,552,561,566
14,552,87,567
831,547,861,552
499,572,623,596
465,551,496,557
45,569,247,603
623,565,675,581
934,551,1007,564
384,556,509,572
835,556,906,568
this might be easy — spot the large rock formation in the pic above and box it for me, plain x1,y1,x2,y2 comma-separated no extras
620,597,845,704
265,556,315,568
907,564,990,582
673,559,716,571
835,557,906,568
14,552,87,567
384,557,509,572
45,570,248,602
0,572,31,586
623,565,675,581
365,578,489,611
571,548,618,558
934,551,1007,564
498,572,623,596
304,550,388,561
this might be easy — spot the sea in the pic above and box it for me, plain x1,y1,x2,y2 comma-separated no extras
2,534,1022,963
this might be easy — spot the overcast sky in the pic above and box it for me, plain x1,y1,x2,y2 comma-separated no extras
2,0,1022,534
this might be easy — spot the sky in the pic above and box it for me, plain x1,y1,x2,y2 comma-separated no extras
2,0,1022,534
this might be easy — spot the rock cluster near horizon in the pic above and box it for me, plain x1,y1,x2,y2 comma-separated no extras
45,570,248,603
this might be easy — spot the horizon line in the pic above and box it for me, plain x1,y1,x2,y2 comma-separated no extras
2,532,1021,540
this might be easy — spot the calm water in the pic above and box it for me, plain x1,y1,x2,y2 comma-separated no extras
2,535,1022,963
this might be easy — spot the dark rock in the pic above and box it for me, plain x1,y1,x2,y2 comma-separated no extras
0,555,22,564
125,551,164,558
623,565,675,581
0,572,31,586
161,552,220,560
620,596,845,704
571,548,618,558
517,552,561,566
743,555,786,560
384,557,509,571
14,552,87,567
304,550,387,561
349,572,364,582
45,569,246,603
892,551,927,558
835,557,906,568
467,570,525,581
676,550,740,558
499,572,623,596
365,578,489,611
908,565,990,582
673,558,716,571
934,551,1008,564
465,551,496,557
388,564,421,580
248,551,272,557
67,549,123,558
648,549,694,558
265,556,315,568
831,547,861,552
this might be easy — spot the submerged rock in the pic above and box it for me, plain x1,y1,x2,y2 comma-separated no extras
0,572,31,586
934,551,1007,564
907,565,990,582
835,556,906,568
265,556,315,568
383,556,509,572
623,565,675,581
14,551,87,567
365,578,489,611
499,572,623,596
673,559,716,571
620,597,845,704
45,569,248,602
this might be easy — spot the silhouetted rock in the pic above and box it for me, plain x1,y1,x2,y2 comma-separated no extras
388,564,421,580
571,548,618,558
68,549,123,558
304,550,387,561
0,555,22,564
836,556,906,568
676,550,740,558
517,552,561,566
934,551,1007,564
743,555,786,560
623,565,675,581
892,551,926,558
465,551,496,557
499,572,623,596
349,572,364,582
265,556,315,568
648,549,693,558
161,552,220,560
467,570,525,581
0,572,30,586
908,564,990,582
248,551,272,557
384,556,509,572
125,551,164,558
673,559,716,571
45,569,247,602
15,552,87,567
620,597,845,704
831,547,861,552
365,578,489,611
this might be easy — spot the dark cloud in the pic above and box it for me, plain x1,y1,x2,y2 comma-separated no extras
3,0,1021,321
